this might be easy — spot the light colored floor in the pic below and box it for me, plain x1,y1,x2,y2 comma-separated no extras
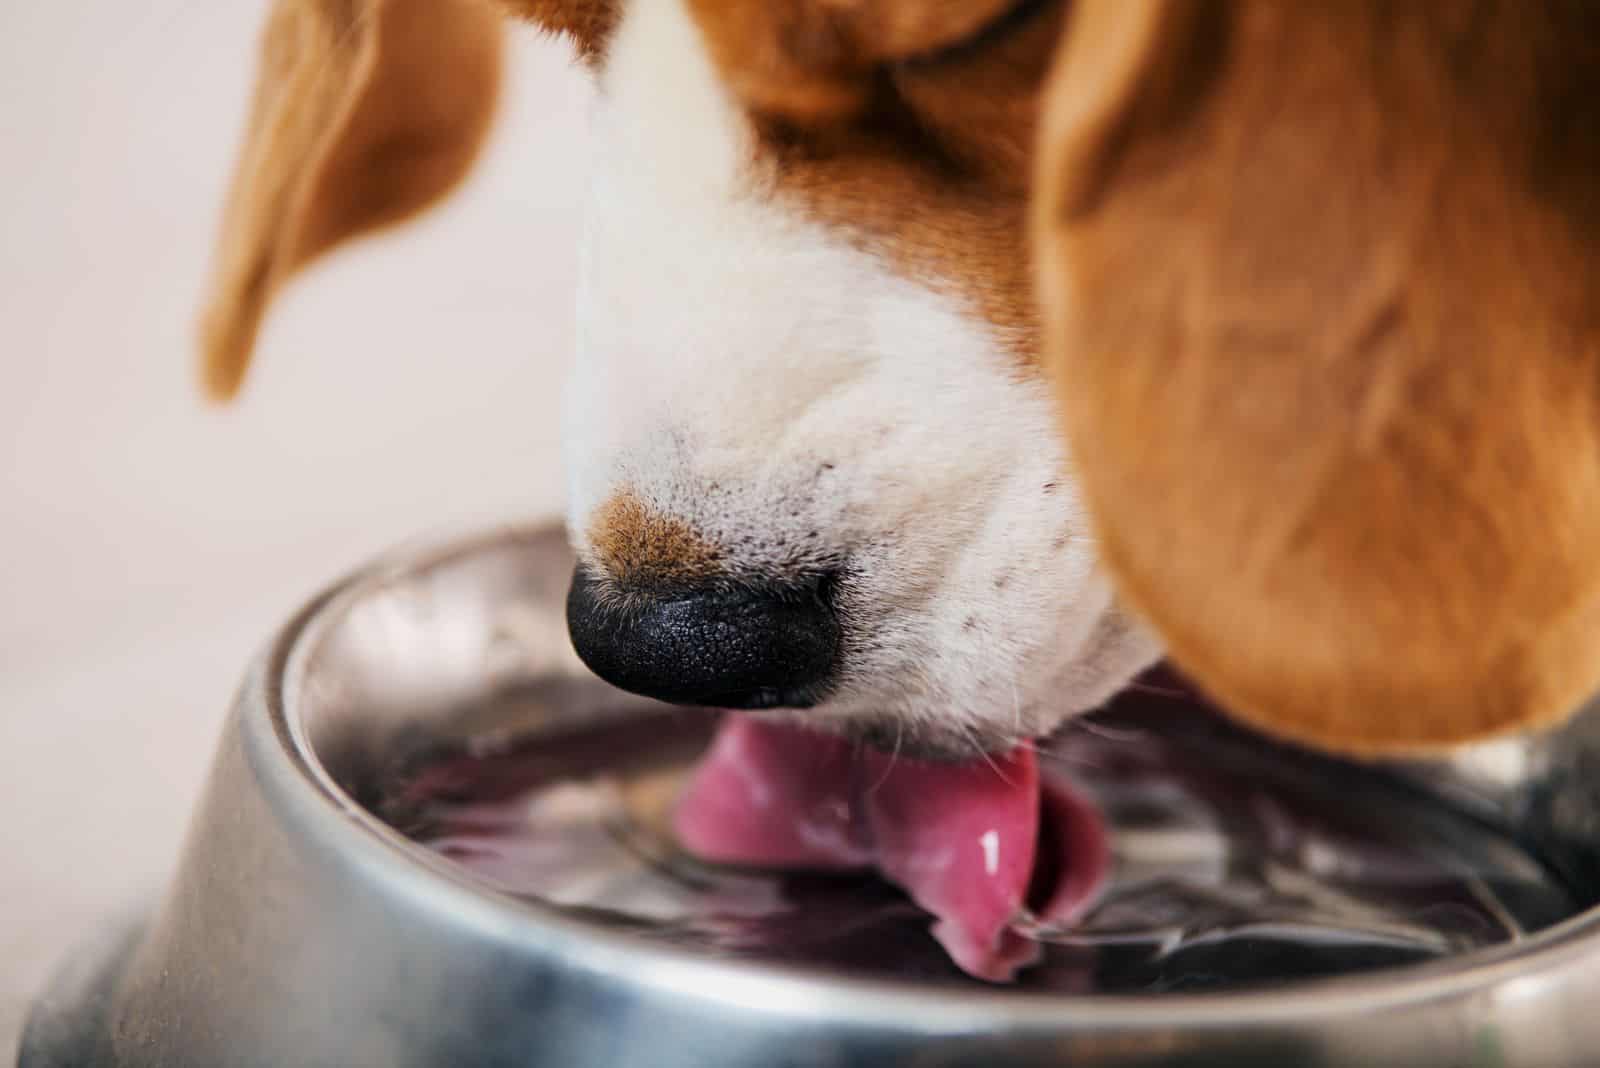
0,4,590,1054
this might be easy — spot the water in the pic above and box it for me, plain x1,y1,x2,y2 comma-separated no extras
375,682,1586,993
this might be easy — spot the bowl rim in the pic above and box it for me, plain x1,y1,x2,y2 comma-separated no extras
256,522,1600,1034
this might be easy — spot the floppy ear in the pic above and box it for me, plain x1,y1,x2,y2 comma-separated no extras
199,0,504,401
1035,2,1600,753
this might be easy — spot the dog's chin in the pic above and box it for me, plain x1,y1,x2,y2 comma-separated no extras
843,722,1014,763
741,644,1164,761
741,621,1164,763
739,709,1035,764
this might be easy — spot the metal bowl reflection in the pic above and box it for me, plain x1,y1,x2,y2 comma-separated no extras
20,524,1600,1067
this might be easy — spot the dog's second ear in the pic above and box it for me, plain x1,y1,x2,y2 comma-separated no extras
199,0,503,401
1035,2,1600,753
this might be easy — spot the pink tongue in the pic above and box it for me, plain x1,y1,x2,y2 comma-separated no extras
672,717,1108,982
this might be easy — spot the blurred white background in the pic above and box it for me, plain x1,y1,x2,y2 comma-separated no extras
0,3,591,1051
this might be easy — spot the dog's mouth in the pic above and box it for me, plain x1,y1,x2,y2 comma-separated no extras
566,562,1144,979
673,715,1109,982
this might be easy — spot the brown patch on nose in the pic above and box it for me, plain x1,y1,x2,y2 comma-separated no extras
588,491,722,588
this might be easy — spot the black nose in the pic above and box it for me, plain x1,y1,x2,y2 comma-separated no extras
566,567,840,709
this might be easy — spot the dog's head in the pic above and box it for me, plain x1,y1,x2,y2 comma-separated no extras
554,0,1169,755
205,0,1159,758
202,0,1600,758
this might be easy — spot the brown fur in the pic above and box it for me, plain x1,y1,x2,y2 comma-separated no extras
589,491,724,588
499,0,619,64
707,1,1070,363
1036,0,1600,752
682,0,1020,124
198,0,503,401
202,0,1600,755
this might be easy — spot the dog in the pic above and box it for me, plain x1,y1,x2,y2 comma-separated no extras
200,0,1600,761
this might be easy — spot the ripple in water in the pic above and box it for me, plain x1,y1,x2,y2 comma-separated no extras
375,685,1584,993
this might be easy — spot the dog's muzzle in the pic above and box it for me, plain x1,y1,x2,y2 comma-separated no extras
565,567,841,709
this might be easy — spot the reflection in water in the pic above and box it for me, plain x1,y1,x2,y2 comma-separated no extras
378,685,1584,993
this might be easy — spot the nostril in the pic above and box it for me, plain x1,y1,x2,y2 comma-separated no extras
566,567,841,709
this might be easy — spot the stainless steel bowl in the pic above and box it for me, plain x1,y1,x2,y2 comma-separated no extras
20,524,1600,1067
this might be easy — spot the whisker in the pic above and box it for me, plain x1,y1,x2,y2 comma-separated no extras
1073,718,1146,744
958,721,1014,786
864,721,905,797
1047,749,1106,771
